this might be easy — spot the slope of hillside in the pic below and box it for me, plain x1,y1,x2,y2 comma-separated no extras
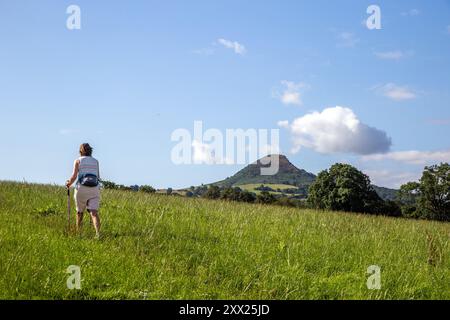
0,181,449,299
372,185,398,201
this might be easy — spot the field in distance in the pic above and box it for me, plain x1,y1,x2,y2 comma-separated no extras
237,184,299,195
0,181,449,299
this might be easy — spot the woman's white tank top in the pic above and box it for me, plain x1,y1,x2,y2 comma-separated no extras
78,156,99,178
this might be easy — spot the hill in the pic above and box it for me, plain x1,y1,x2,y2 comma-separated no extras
211,154,398,201
372,185,398,201
213,154,316,188
0,181,449,299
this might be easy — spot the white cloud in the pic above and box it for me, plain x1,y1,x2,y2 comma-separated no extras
280,106,392,155
373,83,417,101
401,9,420,16
363,169,420,189
337,32,359,48
217,38,247,55
273,81,308,106
374,50,406,60
277,120,290,128
362,150,450,165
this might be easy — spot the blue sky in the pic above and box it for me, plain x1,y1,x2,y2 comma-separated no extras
1,0,449,189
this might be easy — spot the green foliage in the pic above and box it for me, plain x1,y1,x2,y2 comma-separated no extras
372,200,403,217
0,181,449,299
220,187,243,202
398,182,421,218
255,185,275,192
101,180,118,190
139,185,156,194
308,163,383,214
398,182,421,205
203,185,221,199
117,185,133,191
256,191,276,204
218,187,257,203
239,190,257,203
101,180,135,192
398,163,450,221
275,196,298,208
418,163,450,221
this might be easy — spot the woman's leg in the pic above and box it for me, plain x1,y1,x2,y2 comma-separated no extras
74,188,86,232
89,210,101,236
76,211,84,231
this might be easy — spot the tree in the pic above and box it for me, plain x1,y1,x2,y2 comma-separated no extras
203,185,221,200
220,187,242,201
140,185,156,194
398,182,420,205
117,184,132,191
398,163,450,221
239,190,256,203
397,182,420,218
166,188,173,195
418,163,450,221
307,163,383,213
256,191,276,204
371,200,402,217
101,180,118,190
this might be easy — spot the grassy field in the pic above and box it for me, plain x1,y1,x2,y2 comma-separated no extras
237,183,299,196
0,181,449,300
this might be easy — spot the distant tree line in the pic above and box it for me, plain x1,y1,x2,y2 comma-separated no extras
198,185,307,208
254,185,306,197
101,180,156,194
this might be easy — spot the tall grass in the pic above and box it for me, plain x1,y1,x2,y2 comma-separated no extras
0,181,449,299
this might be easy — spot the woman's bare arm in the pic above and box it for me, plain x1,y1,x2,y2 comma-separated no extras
66,160,80,188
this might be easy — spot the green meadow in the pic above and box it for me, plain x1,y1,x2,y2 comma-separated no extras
237,184,299,195
0,181,449,299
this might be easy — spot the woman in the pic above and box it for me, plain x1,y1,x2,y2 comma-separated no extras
66,143,101,238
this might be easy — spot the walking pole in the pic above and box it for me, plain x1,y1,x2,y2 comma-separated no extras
67,187,71,234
